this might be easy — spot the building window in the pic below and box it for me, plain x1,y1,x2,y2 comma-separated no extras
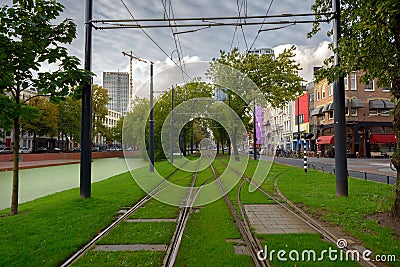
350,73,357,90
382,83,392,92
316,91,320,101
351,108,357,116
322,86,326,99
344,75,348,90
345,107,349,116
369,109,378,115
364,80,374,91
328,110,334,119
328,83,333,96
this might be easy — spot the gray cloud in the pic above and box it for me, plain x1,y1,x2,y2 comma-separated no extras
4,0,332,85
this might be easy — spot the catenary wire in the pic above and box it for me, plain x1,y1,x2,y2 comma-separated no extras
120,0,192,81
248,0,274,53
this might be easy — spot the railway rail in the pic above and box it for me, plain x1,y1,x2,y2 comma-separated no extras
60,161,191,267
216,157,378,267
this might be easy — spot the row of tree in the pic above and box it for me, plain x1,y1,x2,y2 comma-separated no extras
17,85,120,152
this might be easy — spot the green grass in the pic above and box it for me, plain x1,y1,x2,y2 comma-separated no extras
257,233,360,266
129,199,179,219
72,251,164,267
175,194,254,266
0,172,147,267
98,222,176,244
2,156,399,266
264,163,400,265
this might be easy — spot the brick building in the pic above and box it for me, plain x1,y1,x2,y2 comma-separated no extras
310,70,394,158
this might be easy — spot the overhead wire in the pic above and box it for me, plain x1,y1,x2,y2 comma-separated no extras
229,0,245,51
119,0,192,81
248,0,274,53
168,0,187,82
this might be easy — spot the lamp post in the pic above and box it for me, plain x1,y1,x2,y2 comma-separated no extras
297,97,301,158
253,101,257,160
130,55,154,172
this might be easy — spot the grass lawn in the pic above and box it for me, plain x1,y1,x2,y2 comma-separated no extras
262,162,400,265
0,171,147,267
1,156,399,266
72,251,164,267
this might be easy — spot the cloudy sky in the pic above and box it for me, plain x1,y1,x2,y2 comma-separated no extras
10,1,333,87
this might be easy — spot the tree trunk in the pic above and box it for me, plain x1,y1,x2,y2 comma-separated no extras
231,128,240,161
11,112,20,215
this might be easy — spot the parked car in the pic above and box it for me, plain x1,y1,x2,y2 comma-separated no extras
0,147,13,154
18,147,32,154
49,148,62,153
36,147,48,153
70,147,81,152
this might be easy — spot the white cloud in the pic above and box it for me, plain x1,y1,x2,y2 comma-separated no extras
274,41,332,82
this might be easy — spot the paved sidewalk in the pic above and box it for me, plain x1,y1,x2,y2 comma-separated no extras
0,159,80,172
245,204,316,234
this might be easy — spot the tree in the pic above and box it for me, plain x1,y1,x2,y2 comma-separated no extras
123,97,150,151
111,116,124,145
92,84,110,139
309,0,400,216
208,47,304,108
58,96,81,147
0,0,91,215
21,97,59,151
207,48,304,159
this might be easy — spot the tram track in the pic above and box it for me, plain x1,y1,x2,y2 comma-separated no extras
60,161,190,267
216,157,378,267
210,163,269,267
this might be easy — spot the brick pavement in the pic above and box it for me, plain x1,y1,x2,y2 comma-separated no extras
245,204,316,234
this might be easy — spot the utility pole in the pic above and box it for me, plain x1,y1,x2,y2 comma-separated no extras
333,0,348,196
80,0,93,198
297,97,301,158
122,51,134,109
170,85,174,164
253,101,257,160
149,62,154,172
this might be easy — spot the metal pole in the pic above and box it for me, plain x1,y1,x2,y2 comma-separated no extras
253,102,257,160
80,0,93,198
333,0,348,196
297,97,301,158
149,62,154,172
170,86,174,164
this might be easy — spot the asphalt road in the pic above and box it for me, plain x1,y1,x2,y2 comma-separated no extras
269,156,396,185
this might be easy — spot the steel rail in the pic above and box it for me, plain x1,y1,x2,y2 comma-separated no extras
163,160,201,267
60,161,189,267
219,158,377,267
210,164,269,267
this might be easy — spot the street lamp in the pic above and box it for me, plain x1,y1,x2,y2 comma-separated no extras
130,55,154,172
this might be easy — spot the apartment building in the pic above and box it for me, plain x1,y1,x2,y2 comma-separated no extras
310,70,394,157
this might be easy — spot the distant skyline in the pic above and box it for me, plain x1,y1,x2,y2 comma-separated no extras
5,1,333,86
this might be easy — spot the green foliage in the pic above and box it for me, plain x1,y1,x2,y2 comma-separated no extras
0,0,92,215
58,97,81,143
123,97,150,149
152,81,213,160
92,84,110,137
207,47,304,108
309,0,400,88
309,0,400,217
21,97,59,138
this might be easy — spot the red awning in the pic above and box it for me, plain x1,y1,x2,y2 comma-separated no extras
317,135,335,145
370,134,396,144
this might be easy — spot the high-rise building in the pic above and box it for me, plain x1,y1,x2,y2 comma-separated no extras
103,72,130,116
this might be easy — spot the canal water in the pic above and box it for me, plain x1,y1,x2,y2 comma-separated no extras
0,157,145,210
